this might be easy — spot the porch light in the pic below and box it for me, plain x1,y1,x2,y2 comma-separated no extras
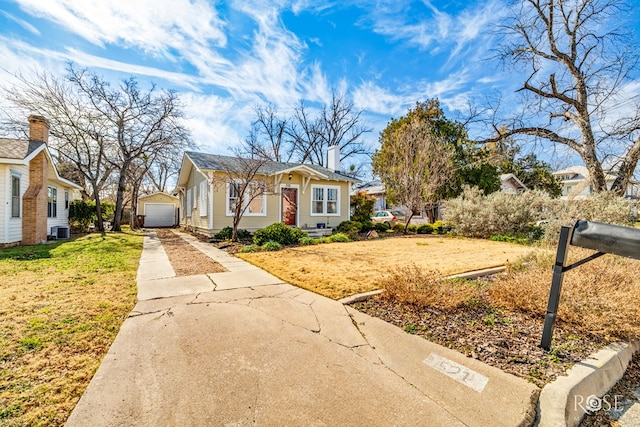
288,172,292,180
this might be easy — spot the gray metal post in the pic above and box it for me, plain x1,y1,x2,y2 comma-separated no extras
540,225,574,351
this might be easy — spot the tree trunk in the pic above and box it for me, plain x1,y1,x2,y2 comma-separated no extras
92,187,104,233
112,161,130,232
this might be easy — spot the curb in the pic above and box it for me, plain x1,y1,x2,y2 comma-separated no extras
338,289,385,305
537,339,640,427
339,266,508,306
444,265,506,280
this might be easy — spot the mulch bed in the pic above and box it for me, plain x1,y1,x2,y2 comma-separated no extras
154,228,226,276
351,296,606,388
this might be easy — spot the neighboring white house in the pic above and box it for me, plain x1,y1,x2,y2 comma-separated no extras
0,115,82,245
175,147,358,236
553,166,640,199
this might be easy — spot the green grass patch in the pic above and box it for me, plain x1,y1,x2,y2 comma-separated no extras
0,230,143,426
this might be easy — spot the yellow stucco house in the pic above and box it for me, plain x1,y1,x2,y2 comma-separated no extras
175,148,357,236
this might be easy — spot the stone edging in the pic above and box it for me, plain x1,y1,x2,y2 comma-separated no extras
537,339,640,427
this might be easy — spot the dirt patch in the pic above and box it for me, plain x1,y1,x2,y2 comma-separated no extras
154,229,225,276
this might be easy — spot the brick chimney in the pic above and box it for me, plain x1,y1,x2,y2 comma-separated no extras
28,115,49,144
22,115,50,244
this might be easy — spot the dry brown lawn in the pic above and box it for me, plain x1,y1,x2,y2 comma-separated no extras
237,235,543,299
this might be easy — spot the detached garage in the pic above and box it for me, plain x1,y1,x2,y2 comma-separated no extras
137,192,179,227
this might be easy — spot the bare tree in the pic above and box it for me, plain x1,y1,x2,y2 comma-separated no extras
244,104,292,162
372,114,455,231
3,70,115,231
213,152,273,241
67,66,191,231
245,90,371,175
482,0,640,195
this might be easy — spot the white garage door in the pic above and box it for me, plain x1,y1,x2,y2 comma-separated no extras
145,204,176,227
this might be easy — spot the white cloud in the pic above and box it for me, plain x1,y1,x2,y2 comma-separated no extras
352,81,408,116
11,0,230,73
1,10,40,35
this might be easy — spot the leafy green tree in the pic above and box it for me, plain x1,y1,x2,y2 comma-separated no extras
374,99,499,224
350,190,376,227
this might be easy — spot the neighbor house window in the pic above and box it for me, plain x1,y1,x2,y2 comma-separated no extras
226,181,266,216
199,181,208,216
64,191,69,209
11,174,20,218
311,185,340,216
47,186,57,218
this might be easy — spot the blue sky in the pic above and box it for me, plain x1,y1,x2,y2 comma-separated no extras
1,0,639,172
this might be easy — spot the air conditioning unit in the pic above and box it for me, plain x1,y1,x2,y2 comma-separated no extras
51,226,70,239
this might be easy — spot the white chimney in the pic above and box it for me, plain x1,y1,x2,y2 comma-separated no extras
327,145,340,172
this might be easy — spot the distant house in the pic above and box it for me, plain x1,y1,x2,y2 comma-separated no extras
500,173,528,194
553,166,639,199
353,174,528,220
137,192,179,227
175,147,358,236
0,116,82,245
352,180,387,211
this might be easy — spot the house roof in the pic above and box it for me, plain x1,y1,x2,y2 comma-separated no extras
0,138,82,189
0,138,46,162
553,166,589,181
181,151,359,184
352,179,385,195
500,173,528,191
138,191,179,200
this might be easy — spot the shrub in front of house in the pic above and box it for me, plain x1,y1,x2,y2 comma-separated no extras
214,226,251,240
374,222,390,232
253,222,305,246
326,232,351,243
239,244,260,253
432,220,452,235
298,236,318,246
337,220,362,234
261,241,283,251
417,223,434,234
443,185,634,243
336,220,363,240
391,222,405,232
407,224,418,233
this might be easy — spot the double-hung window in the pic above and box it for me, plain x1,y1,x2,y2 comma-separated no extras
311,185,340,216
47,186,57,218
11,174,20,218
226,181,266,216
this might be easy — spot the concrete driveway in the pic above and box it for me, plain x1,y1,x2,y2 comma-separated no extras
65,231,538,426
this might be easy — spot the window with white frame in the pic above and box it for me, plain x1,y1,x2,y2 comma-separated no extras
47,186,57,218
64,191,69,210
199,181,208,216
11,174,20,218
311,185,340,216
192,185,197,209
186,189,192,217
226,181,266,216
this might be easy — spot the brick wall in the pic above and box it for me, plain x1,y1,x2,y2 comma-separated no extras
22,151,49,244
28,115,49,144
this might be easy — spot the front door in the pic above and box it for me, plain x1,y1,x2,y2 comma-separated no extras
281,187,298,226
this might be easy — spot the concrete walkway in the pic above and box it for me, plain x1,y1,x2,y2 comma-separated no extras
66,230,539,427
